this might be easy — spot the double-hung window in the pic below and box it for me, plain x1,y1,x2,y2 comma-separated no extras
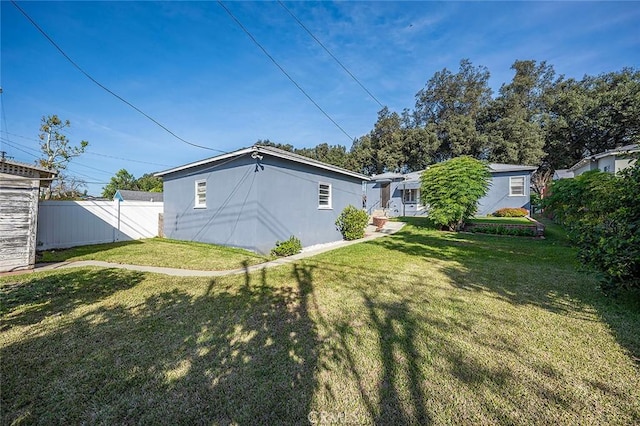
403,189,418,203
318,182,332,209
509,176,525,196
195,180,207,208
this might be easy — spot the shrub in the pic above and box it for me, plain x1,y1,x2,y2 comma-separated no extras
420,156,491,231
493,207,528,217
467,225,535,237
335,205,369,240
544,162,640,292
270,235,302,257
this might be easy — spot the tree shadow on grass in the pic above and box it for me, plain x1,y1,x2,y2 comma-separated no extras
1,266,319,425
0,268,144,330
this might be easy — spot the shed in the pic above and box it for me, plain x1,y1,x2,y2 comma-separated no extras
155,145,369,254
0,159,56,272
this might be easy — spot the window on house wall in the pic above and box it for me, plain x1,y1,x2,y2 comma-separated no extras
195,180,207,208
318,182,332,209
509,176,525,196
403,189,418,203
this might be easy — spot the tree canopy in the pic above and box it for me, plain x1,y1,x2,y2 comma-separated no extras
102,169,163,199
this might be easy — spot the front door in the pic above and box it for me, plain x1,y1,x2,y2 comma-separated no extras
381,183,390,209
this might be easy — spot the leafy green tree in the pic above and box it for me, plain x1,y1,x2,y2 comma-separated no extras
102,169,137,199
414,59,492,160
136,173,163,193
420,156,491,231
38,115,89,199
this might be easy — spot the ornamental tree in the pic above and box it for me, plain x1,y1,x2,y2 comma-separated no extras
420,156,491,231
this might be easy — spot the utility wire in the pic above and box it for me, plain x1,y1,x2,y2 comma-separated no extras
277,0,384,108
217,0,354,142
4,131,171,167
11,0,225,153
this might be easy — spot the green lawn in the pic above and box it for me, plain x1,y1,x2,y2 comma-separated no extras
469,216,533,225
38,238,269,270
3,219,639,424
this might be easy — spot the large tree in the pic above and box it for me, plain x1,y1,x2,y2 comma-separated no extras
480,60,555,166
414,59,492,160
102,169,137,199
38,115,89,199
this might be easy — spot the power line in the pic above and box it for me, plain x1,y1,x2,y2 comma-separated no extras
277,0,384,108
4,131,171,167
11,0,226,153
217,0,354,142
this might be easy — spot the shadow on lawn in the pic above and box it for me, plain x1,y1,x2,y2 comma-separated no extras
0,268,144,330
1,266,319,424
374,218,640,364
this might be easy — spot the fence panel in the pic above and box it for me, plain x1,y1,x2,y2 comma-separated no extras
36,200,162,250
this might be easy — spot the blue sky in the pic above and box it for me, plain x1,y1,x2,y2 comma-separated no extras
1,1,638,196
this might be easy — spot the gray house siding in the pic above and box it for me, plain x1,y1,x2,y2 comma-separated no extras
477,171,532,216
161,152,363,254
365,180,425,217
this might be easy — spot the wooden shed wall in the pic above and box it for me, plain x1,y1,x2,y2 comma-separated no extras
0,174,40,272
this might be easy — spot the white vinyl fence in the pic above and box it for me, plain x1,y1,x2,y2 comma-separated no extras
36,200,163,250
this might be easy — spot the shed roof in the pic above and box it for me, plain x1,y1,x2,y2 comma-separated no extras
115,189,163,202
0,158,57,187
155,145,370,181
488,163,537,173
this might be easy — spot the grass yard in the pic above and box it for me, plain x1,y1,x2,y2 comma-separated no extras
3,218,639,424
38,238,269,270
469,216,533,225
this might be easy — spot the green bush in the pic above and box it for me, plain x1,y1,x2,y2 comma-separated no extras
544,162,640,292
270,236,302,257
420,156,491,231
493,207,529,217
468,225,535,237
335,205,369,240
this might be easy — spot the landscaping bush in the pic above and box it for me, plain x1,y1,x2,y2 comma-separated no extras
544,162,640,292
335,205,369,240
420,156,491,231
270,236,302,257
467,225,536,237
493,207,529,217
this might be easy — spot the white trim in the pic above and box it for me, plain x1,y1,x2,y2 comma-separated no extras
509,176,526,196
194,179,207,208
318,182,332,209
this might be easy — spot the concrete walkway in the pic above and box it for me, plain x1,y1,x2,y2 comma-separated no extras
23,222,405,278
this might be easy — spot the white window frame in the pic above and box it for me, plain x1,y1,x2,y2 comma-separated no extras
509,176,526,196
194,179,207,208
403,188,418,204
318,182,332,209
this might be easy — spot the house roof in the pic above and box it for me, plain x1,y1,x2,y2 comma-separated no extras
115,189,163,202
569,144,638,171
155,145,370,181
553,169,574,180
488,163,537,173
0,158,57,187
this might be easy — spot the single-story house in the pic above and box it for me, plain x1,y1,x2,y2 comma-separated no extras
0,158,56,272
155,145,369,254
365,163,537,217
565,144,638,178
114,189,163,202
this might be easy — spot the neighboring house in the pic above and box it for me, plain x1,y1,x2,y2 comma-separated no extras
552,169,574,180
155,145,369,254
114,189,163,202
567,144,638,177
477,164,537,216
0,159,56,272
365,163,537,217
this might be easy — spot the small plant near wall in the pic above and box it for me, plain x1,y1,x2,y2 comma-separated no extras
335,205,369,240
271,236,302,257
493,207,529,217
